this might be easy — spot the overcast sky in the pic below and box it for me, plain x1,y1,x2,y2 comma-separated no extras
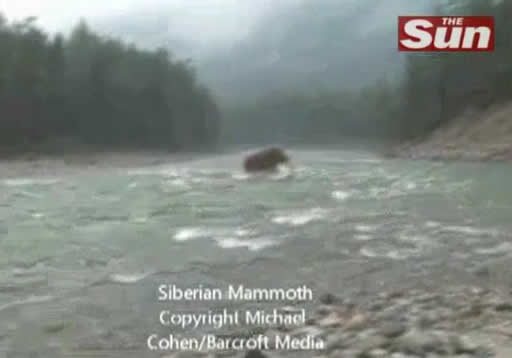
2,0,157,29
1,0,248,28
2,0,434,59
3,0,295,46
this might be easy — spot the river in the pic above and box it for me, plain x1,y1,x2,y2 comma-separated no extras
1,149,511,357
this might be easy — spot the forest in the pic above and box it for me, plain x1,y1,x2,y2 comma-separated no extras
0,15,220,155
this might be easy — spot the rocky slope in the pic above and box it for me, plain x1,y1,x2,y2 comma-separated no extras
393,103,512,162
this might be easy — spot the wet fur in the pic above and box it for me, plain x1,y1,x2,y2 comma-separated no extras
243,148,290,172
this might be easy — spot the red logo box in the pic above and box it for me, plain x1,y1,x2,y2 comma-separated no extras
398,16,495,52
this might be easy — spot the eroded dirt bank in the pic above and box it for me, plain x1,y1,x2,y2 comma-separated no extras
392,103,512,162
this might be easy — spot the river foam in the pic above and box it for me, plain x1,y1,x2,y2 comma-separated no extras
109,272,152,284
173,228,210,242
474,242,512,256
272,208,327,226
215,237,277,251
2,178,60,187
332,190,351,201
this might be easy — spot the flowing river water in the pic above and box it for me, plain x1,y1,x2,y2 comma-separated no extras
1,149,511,357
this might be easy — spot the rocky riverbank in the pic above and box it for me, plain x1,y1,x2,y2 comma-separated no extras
171,285,512,358
391,103,512,162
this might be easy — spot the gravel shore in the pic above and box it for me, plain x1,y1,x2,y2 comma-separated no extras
171,285,512,358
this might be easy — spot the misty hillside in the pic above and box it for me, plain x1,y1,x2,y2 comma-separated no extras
97,0,431,99
199,0,431,99
95,9,199,59
93,1,294,60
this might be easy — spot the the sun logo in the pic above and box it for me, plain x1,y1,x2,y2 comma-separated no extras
399,16,495,52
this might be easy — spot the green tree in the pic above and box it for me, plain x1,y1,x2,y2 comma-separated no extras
0,14,220,154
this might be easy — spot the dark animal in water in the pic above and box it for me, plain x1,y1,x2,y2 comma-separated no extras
243,147,290,172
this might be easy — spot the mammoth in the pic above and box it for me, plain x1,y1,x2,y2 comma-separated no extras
243,147,291,172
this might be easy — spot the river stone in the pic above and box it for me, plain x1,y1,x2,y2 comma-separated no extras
380,321,406,338
163,353,207,358
244,349,267,358
495,302,512,312
319,293,341,305
450,334,479,354
318,313,342,328
417,312,440,329
367,348,389,357
314,305,334,318
389,354,415,358
369,301,386,312
332,349,359,358
394,329,441,356
344,313,367,331
353,335,388,354
290,325,324,339
43,321,69,334
325,333,347,352
474,265,491,278
264,329,281,348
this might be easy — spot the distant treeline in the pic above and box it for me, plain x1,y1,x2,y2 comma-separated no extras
0,15,220,155
221,84,402,146
222,0,512,145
